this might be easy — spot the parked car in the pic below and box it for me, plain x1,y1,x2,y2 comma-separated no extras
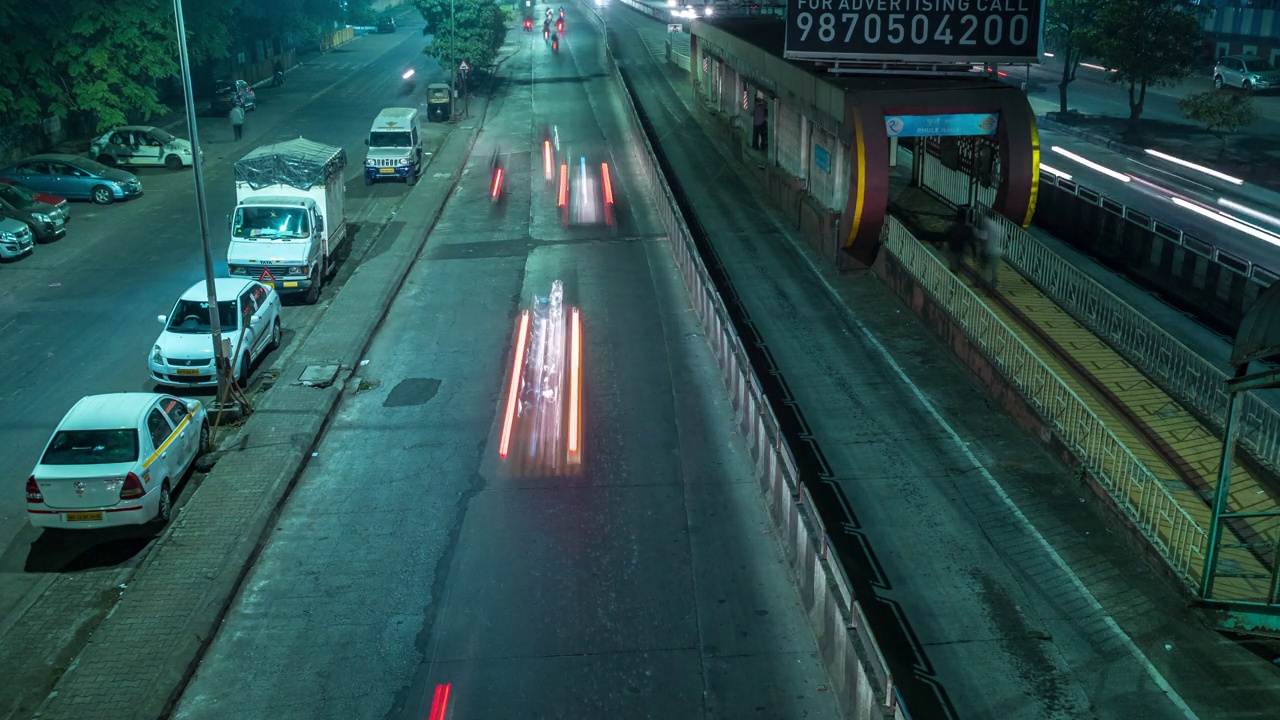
0,177,69,211
149,278,282,389
376,16,397,32
1214,55,1280,92
0,215,35,261
0,184,67,242
0,154,141,205
90,125,201,170
25,393,209,530
211,79,257,114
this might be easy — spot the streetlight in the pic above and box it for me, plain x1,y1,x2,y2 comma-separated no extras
172,0,234,409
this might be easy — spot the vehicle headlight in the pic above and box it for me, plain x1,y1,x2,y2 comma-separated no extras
365,158,377,166
33,212,51,223
287,265,304,275
397,157,411,166
152,345,164,364
109,180,123,188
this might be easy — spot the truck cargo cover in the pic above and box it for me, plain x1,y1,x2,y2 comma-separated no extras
234,137,347,191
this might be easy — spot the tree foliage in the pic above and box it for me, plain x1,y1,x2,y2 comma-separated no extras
237,0,345,49
1093,0,1205,132
1179,90,1258,153
413,0,508,74
1046,0,1102,115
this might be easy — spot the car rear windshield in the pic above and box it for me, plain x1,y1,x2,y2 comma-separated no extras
42,429,139,465
167,299,239,332
370,131,413,148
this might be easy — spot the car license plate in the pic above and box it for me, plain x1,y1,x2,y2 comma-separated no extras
66,512,103,522
54,218,64,227
379,167,396,174
176,368,201,376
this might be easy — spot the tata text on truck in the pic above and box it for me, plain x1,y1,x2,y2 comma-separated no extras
227,138,347,305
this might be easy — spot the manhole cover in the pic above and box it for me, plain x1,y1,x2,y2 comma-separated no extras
298,364,341,386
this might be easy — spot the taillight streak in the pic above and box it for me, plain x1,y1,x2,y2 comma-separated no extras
543,140,553,179
491,167,504,199
557,163,568,207
601,162,614,205
499,312,531,459
428,683,452,720
568,307,582,454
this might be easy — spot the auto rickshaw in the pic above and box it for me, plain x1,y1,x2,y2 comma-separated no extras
426,83,455,122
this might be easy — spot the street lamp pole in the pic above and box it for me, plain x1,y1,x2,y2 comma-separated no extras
450,0,456,91
172,0,232,408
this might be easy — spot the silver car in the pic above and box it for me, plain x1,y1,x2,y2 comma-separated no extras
90,126,200,171
0,216,35,261
0,154,142,205
1214,55,1280,92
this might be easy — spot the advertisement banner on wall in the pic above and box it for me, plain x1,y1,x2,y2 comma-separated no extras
784,0,1045,64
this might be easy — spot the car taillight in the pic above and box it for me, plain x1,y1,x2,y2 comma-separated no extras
119,472,145,500
26,476,43,503
491,167,504,199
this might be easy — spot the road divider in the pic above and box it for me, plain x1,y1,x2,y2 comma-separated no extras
579,2,907,717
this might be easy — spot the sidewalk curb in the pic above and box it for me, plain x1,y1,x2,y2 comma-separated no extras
31,80,501,720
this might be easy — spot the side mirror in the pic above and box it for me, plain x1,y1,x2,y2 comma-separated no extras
226,213,232,229
157,314,167,324
363,139,369,146
316,217,325,233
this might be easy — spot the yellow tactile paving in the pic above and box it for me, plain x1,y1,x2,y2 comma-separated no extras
938,249,1274,601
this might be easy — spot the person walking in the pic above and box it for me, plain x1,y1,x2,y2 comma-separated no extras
979,208,1005,290
752,98,767,150
230,103,245,141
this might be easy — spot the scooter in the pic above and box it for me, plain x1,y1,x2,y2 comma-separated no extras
402,68,416,94
490,147,505,203
552,33,559,53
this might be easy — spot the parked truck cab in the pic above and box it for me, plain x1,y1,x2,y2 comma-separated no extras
364,108,422,186
227,138,348,305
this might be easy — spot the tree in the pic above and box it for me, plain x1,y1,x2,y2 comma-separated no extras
1179,90,1258,155
238,0,346,49
1093,0,1205,134
1046,0,1102,115
413,0,508,74
0,0,179,130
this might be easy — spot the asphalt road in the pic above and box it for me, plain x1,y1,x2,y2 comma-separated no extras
606,3,1280,718
0,10,441,670
171,10,842,720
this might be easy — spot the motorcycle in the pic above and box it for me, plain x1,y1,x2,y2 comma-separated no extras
552,34,559,53
556,18,564,33
559,7,564,18
490,147,505,203
524,18,533,31
272,70,285,87
401,68,416,94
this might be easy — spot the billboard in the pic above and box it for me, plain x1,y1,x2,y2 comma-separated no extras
784,0,1045,64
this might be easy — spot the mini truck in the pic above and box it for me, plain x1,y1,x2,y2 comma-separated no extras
227,138,348,305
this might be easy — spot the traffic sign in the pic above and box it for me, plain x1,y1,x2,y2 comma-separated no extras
458,60,470,72
258,268,276,283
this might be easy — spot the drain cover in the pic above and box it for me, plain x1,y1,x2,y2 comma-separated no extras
298,364,341,386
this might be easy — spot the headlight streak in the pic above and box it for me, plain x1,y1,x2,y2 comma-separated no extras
1218,197,1280,229
569,307,582,456
1171,196,1280,246
499,311,530,459
1038,162,1071,181
543,140,553,179
1145,148,1244,186
1049,146,1131,183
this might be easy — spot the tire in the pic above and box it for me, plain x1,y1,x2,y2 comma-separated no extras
407,166,417,186
91,185,115,205
30,221,54,244
237,352,251,388
303,265,323,305
1243,80,1253,93
267,318,282,351
165,154,183,171
1214,75,1224,89
364,175,373,186
96,154,117,167
152,482,172,526
198,422,212,454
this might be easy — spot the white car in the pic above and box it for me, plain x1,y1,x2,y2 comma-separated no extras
149,278,282,388
89,126,200,171
26,393,209,529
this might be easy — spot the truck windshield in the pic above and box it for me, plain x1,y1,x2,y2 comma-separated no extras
369,131,412,148
232,206,310,239
167,299,239,333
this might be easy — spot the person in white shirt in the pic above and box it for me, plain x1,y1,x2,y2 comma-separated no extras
979,208,1004,290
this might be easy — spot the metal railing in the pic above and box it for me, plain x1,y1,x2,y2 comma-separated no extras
910,148,1280,477
581,1,907,717
914,144,997,209
882,216,1208,586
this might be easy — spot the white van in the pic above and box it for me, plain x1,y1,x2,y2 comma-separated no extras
363,107,422,186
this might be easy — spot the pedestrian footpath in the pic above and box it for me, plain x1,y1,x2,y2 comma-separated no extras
30,97,492,720
889,187,1279,603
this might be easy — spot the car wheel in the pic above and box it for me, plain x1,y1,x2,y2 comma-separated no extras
237,352,251,389
304,263,324,305
1214,75,1224,89
165,154,183,171
96,154,117,167
198,422,212,454
1243,80,1253,93
407,167,417,186
152,482,172,526
91,185,115,205
29,221,54,244
364,175,373,186
267,318,282,351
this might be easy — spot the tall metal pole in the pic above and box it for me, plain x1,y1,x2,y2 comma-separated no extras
450,0,456,92
173,0,232,406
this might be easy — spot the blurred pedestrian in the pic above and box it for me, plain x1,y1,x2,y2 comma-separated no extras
752,98,767,150
979,208,1005,290
230,103,245,141
945,206,971,273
